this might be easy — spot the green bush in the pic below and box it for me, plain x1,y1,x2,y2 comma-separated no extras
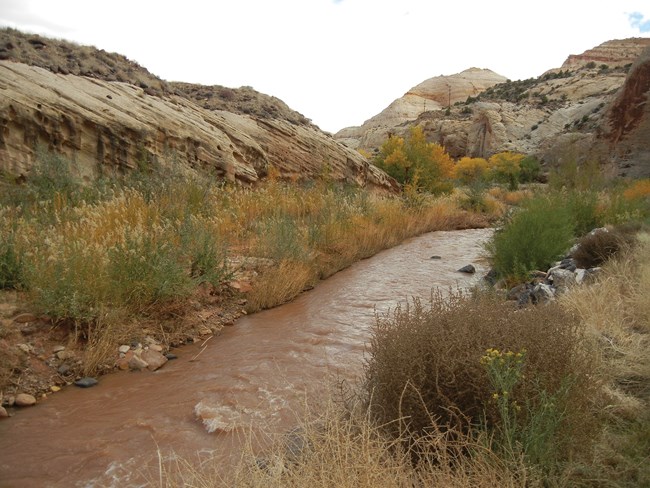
486,195,575,280
29,148,80,202
106,233,192,309
563,190,601,237
181,219,231,287
518,156,541,183
0,231,22,289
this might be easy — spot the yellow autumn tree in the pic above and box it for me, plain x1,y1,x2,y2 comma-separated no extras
488,152,525,189
375,126,453,193
453,157,490,185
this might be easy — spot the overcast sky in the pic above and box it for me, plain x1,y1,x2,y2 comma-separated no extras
1,0,649,133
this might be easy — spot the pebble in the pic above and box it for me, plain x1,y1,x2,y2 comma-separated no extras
164,353,178,360
50,385,61,392
118,345,130,354
148,344,163,352
56,350,75,361
2,396,15,407
0,406,8,418
17,343,32,354
52,345,66,353
15,393,37,407
57,364,71,375
430,255,442,260
74,377,98,388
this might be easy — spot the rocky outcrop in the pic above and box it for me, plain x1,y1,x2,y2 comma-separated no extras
0,61,397,190
336,38,649,177
335,68,507,151
561,38,650,70
599,46,650,178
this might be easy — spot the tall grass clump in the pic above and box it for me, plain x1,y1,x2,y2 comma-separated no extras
486,194,575,281
364,290,599,478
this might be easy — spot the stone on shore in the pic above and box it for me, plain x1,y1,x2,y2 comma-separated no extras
15,393,36,406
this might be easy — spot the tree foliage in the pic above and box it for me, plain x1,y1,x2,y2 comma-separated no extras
375,126,453,193
453,157,490,185
488,152,525,189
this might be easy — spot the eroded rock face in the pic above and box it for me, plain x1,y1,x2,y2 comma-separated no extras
0,61,397,191
600,46,650,178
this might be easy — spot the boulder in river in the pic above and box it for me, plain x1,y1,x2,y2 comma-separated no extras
457,264,476,274
74,377,98,388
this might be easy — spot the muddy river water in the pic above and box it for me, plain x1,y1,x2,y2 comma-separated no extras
0,228,492,487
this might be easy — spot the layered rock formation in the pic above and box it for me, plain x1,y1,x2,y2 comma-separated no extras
336,38,650,178
0,29,397,191
561,38,650,70
336,68,507,150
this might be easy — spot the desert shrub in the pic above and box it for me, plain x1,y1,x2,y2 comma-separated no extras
486,195,575,280
255,214,308,261
572,227,637,269
623,178,650,201
180,218,231,287
0,230,22,289
460,182,490,213
106,233,192,308
562,190,602,237
518,156,541,183
28,148,80,202
364,290,599,468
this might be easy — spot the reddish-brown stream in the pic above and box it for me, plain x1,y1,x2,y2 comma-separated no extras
0,229,492,487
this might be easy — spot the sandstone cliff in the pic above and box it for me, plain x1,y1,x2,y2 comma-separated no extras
0,29,397,191
0,61,395,190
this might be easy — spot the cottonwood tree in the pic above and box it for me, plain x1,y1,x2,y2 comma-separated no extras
375,126,453,193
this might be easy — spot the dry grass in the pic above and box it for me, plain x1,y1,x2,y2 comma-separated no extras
561,234,650,399
155,399,521,488
559,234,650,486
245,260,315,312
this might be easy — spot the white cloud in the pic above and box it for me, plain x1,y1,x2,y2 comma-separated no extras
1,0,648,132
629,12,650,32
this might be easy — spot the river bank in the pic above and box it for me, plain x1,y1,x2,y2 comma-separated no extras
0,228,493,486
